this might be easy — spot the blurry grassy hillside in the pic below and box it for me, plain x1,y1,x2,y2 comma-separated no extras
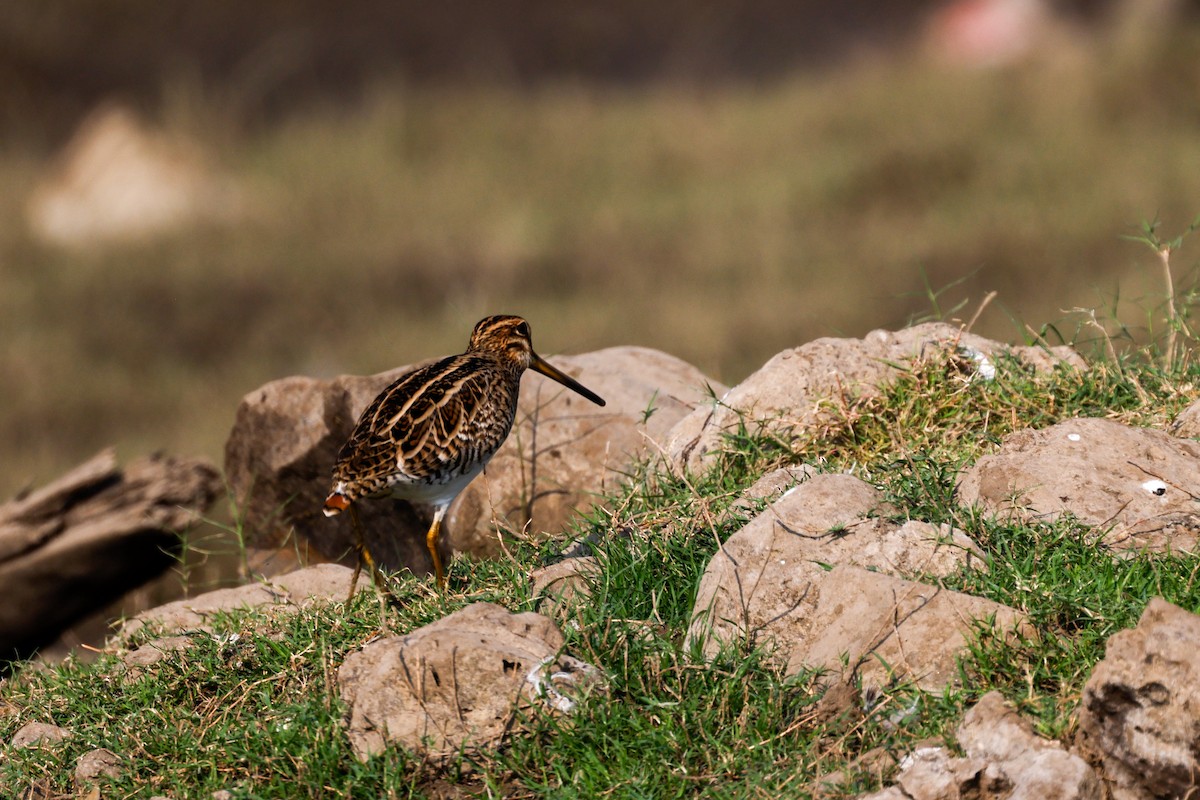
3,24,1200,499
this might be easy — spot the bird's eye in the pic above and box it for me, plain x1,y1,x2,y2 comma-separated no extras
515,322,530,338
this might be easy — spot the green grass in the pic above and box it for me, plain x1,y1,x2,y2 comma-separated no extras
4,340,1200,798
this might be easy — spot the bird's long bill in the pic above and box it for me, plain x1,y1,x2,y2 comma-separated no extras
531,354,606,407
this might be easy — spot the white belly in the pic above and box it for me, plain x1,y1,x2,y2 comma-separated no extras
385,458,489,509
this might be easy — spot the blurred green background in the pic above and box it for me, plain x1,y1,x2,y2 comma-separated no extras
2,1,1200,499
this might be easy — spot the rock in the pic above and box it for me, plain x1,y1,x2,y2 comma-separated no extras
873,747,993,800
75,748,122,787
0,449,221,665
1169,397,1200,438
1075,597,1200,800
121,635,193,670
693,474,983,586
688,474,1015,690
270,563,372,602
858,788,907,800
225,367,431,571
666,322,1082,474
861,693,1099,800
225,346,721,575
26,104,241,247
729,466,815,517
957,692,1100,799
339,602,602,759
741,472,900,536
118,564,366,644
10,721,72,748
798,564,1023,690
957,417,1200,554
958,691,1046,762
448,347,724,557
529,555,599,619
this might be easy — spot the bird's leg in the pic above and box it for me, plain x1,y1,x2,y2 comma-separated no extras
427,505,448,589
347,505,397,630
346,504,387,601
346,504,365,602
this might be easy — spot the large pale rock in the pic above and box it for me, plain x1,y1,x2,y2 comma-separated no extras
0,449,220,664
10,721,72,749
225,366,431,571
448,347,723,557
797,564,1022,690
957,417,1200,554
730,466,815,514
667,322,1082,474
117,564,366,644
1169,396,1200,439
860,693,1099,800
338,602,601,759
26,104,240,247
1075,598,1200,800
225,346,721,575
688,474,1016,690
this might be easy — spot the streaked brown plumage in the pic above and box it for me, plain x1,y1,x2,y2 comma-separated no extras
323,315,605,590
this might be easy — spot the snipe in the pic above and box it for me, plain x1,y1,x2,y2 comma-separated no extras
323,315,606,592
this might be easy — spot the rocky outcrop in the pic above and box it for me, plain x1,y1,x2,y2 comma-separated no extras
116,564,367,679
0,449,220,664
957,417,1200,554
9,319,1200,793
338,602,602,759
1074,598,1200,800
225,364,431,571
14,583,602,772
862,599,1200,799
224,346,721,575
666,322,1082,474
117,564,366,647
446,347,723,557
862,693,1100,799
688,473,1021,690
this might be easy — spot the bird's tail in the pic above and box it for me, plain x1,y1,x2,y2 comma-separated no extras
323,489,351,517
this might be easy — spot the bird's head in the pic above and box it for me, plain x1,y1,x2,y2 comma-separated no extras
467,315,606,406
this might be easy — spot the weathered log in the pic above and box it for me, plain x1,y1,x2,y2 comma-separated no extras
0,448,221,666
